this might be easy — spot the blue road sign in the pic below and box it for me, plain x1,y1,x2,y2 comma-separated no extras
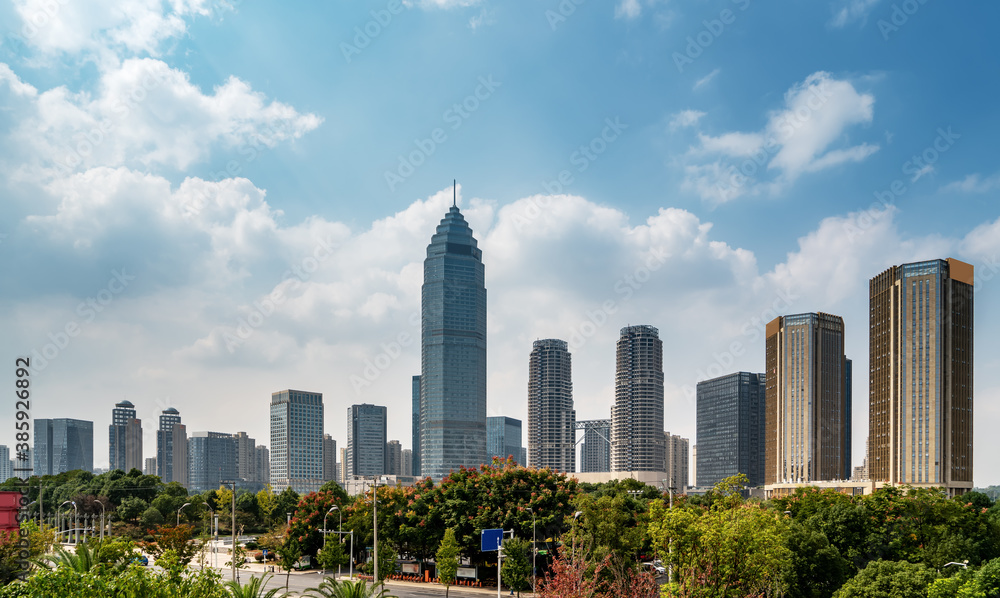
481,528,502,552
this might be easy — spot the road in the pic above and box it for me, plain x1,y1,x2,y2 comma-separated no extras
212,569,509,598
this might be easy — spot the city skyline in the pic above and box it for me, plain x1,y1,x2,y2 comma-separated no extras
0,3,998,485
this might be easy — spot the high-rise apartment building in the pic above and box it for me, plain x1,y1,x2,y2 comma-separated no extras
255,445,270,486
386,440,403,475
611,325,665,472
487,416,525,466
171,423,188,487
124,418,143,473
144,457,156,476
339,447,347,484
0,446,10,483
322,435,337,482
109,400,137,472
665,432,690,490
420,198,488,479
270,389,324,493
578,420,611,473
765,313,848,484
188,431,235,493
696,372,766,488
234,432,256,484
347,404,387,477
869,258,973,495
845,358,853,481
156,408,182,483
34,419,93,476
411,375,421,477
401,449,413,476
527,339,575,472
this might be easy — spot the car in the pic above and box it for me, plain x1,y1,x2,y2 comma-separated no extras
641,562,666,575
132,555,149,566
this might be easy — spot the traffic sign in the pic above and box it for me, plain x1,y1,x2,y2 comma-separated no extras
481,528,502,552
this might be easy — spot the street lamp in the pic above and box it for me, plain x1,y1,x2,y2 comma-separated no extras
526,507,536,594
59,501,77,544
572,511,583,561
324,506,341,578
205,506,216,569
177,502,192,526
95,500,106,542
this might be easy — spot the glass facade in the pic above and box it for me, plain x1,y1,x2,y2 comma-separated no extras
187,431,236,493
270,389,324,493
347,403,387,477
157,408,182,483
487,416,524,465
696,372,765,487
411,375,421,477
420,205,487,479
34,418,93,476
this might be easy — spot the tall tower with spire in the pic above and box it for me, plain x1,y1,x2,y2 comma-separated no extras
420,183,488,478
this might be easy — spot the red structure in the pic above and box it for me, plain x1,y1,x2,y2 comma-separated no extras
0,492,22,532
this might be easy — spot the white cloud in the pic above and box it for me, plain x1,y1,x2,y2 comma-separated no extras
941,173,1000,194
0,63,38,97
615,0,642,19
693,68,720,90
679,71,879,204
668,109,706,131
468,7,497,29
404,0,481,8
2,58,322,174
830,0,881,27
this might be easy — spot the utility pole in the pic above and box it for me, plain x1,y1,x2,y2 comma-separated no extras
231,481,236,583
372,477,379,587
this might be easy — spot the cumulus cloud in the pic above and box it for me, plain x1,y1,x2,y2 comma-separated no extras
669,109,706,131
941,173,1000,194
1,58,321,175
678,71,878,204
615,0,642,19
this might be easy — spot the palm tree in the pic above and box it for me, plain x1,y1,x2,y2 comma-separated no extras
42,544,97,572
225,573,291,597
305,578,396,598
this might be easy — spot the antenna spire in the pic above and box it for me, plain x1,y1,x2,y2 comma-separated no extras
453,179,457,208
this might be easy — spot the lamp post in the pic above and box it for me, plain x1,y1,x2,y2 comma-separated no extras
95,500,106,542
526,507,536,594
177,502,192,526
324,506,341,578
372,477,379,588
572,511,583,561
661,479,674,582
205,506,216,569
59,501,77,545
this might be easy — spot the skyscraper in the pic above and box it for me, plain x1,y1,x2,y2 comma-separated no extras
0,446,11,483
255,445,270,486
765,313,848,484
411,375,421,477
109,400,136,472
156,408,182,483
401,449,413,476
420,194,488,479
386,439,403,475
270,389,324,493
696,372,766,488
188,431,235,493
665,432,690,490
322,434,337,482
144,457,156,476
235,432,257,485
124,418,143,473
34,419,93,476
527,339,575,472
171,423,188,488
487,416,525,466
869,258,973,495
578,420,611,473
611,325,664,472
346,404,387,477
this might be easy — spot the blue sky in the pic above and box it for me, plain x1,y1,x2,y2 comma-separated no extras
0,0,998,484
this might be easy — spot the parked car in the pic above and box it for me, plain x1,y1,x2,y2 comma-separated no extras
132,555,149,567
641,561,665,575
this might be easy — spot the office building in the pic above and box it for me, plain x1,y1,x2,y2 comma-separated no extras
270,389,324,493
845,358,853,480
0,446,10,483
109,400,137,472
34,418,93,476
235,432,256,484
411,375,421,477
347,404,387,477
869,258,974,495
696,372,766,488
144,457,156,476
765,313,848,484
188,431,235,493
386,440,403,475
665,432,690,490
487,416,525,466
124,418,143,473
339,447,347,484
420,197,488,479
527,339,575,472
255,445,270,486
578,420,611,473
402,449,413,476
156,408,183,483
171,423,188,487
611,325,665,472
323,434,337,482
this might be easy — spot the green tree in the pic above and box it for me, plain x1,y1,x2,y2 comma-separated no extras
316,538,349,574
142,506,165,527
117,496,149,523
501,537,532,596
832,560,937,598
145,524,199,566
436,528,460,598
305,578,395,598
782,523,851,598
257,485,278,526
277,535,303,591
287,489,346,559
224,572,289,597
